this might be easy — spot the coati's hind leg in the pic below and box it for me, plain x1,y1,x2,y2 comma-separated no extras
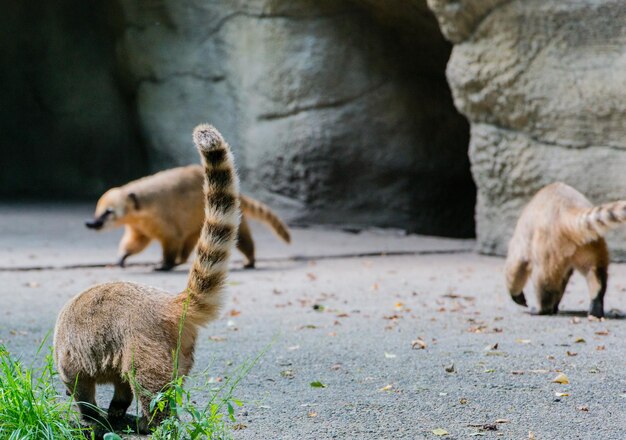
178,232,201,265
582,266,608,318
118,226,152,267
67,377,104,425
130,368,173,434
505,257,530,307
156,238,183,271
107,379,133,421
237,216,255,269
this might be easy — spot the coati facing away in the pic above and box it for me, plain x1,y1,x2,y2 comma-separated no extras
54,124,240,432
506,182,626,318
86,165,290,270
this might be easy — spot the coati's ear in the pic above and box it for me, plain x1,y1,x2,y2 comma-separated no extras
127,192,140,210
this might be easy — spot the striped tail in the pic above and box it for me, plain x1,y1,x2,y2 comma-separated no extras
575,201,626,243
179,124,241,325
240,195,291,243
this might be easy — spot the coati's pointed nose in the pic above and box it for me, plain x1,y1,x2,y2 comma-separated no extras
85,219,103,230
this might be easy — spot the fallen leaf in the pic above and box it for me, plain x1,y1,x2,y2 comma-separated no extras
516,338,531,344
233,423,247,430
511,370,524,375
330,363,342,371
310,381,326,388
578,405,589,412
287,345,300,351
566,351,577,357
555,392,569,397
411,338,427,350
495,419,510,424
552,373,569,384
529,432,536,440
308,411,317,418
483,369,496,373
229,309,241,317
595,329,609,336
575,337,586,343
208,336,226,342
596,345,606,351
432,428,449,436
384,352,396,359
394,302,405,310
459,398,468,404
484,343,499,351
379,384,394,392
313,304,325,312
444,363,455,373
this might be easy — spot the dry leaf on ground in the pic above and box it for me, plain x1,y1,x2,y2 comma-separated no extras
552,373,569,384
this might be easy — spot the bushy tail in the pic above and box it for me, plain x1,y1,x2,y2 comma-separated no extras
179,124,241,325
574,201,626,243
240,195,291,243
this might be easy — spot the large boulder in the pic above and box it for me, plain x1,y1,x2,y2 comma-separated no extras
427,0,626,256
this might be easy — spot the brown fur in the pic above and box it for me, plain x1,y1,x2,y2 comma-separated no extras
54,124,240,432
88,165,290,270
505,182,626,317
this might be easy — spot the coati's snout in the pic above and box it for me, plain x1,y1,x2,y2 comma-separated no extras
85,218,104,230
85,208,114,230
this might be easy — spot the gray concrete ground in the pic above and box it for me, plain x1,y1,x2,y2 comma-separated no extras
1,203,625,439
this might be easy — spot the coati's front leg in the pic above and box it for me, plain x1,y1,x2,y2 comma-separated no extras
531,268,567,315
237,216,256,269
118,226,152,267
505,257,530,307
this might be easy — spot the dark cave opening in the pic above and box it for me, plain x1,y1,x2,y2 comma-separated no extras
0,0,476,238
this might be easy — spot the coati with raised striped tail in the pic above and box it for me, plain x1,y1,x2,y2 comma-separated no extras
506,182,626,318
86,165,290,270
54,124,240,432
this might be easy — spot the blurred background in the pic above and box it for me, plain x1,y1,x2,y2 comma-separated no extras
1,0,625,254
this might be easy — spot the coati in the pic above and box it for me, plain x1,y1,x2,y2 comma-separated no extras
86,165,290,270
54,124,240,432
505,182,626,318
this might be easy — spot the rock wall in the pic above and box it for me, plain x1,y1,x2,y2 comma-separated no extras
115,0,475,236
427,0,626,255
1,0,474,236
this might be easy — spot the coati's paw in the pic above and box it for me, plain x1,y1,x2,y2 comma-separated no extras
243,262,255,270
154,263,175,272
511,292,527,307
193,124,224,151
529,307,555,316
117,254,129,268
588,300,605,320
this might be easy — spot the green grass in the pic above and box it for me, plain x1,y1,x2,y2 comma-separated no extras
0,344,86,440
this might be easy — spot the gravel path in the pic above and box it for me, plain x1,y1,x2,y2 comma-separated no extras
1,204,624,439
